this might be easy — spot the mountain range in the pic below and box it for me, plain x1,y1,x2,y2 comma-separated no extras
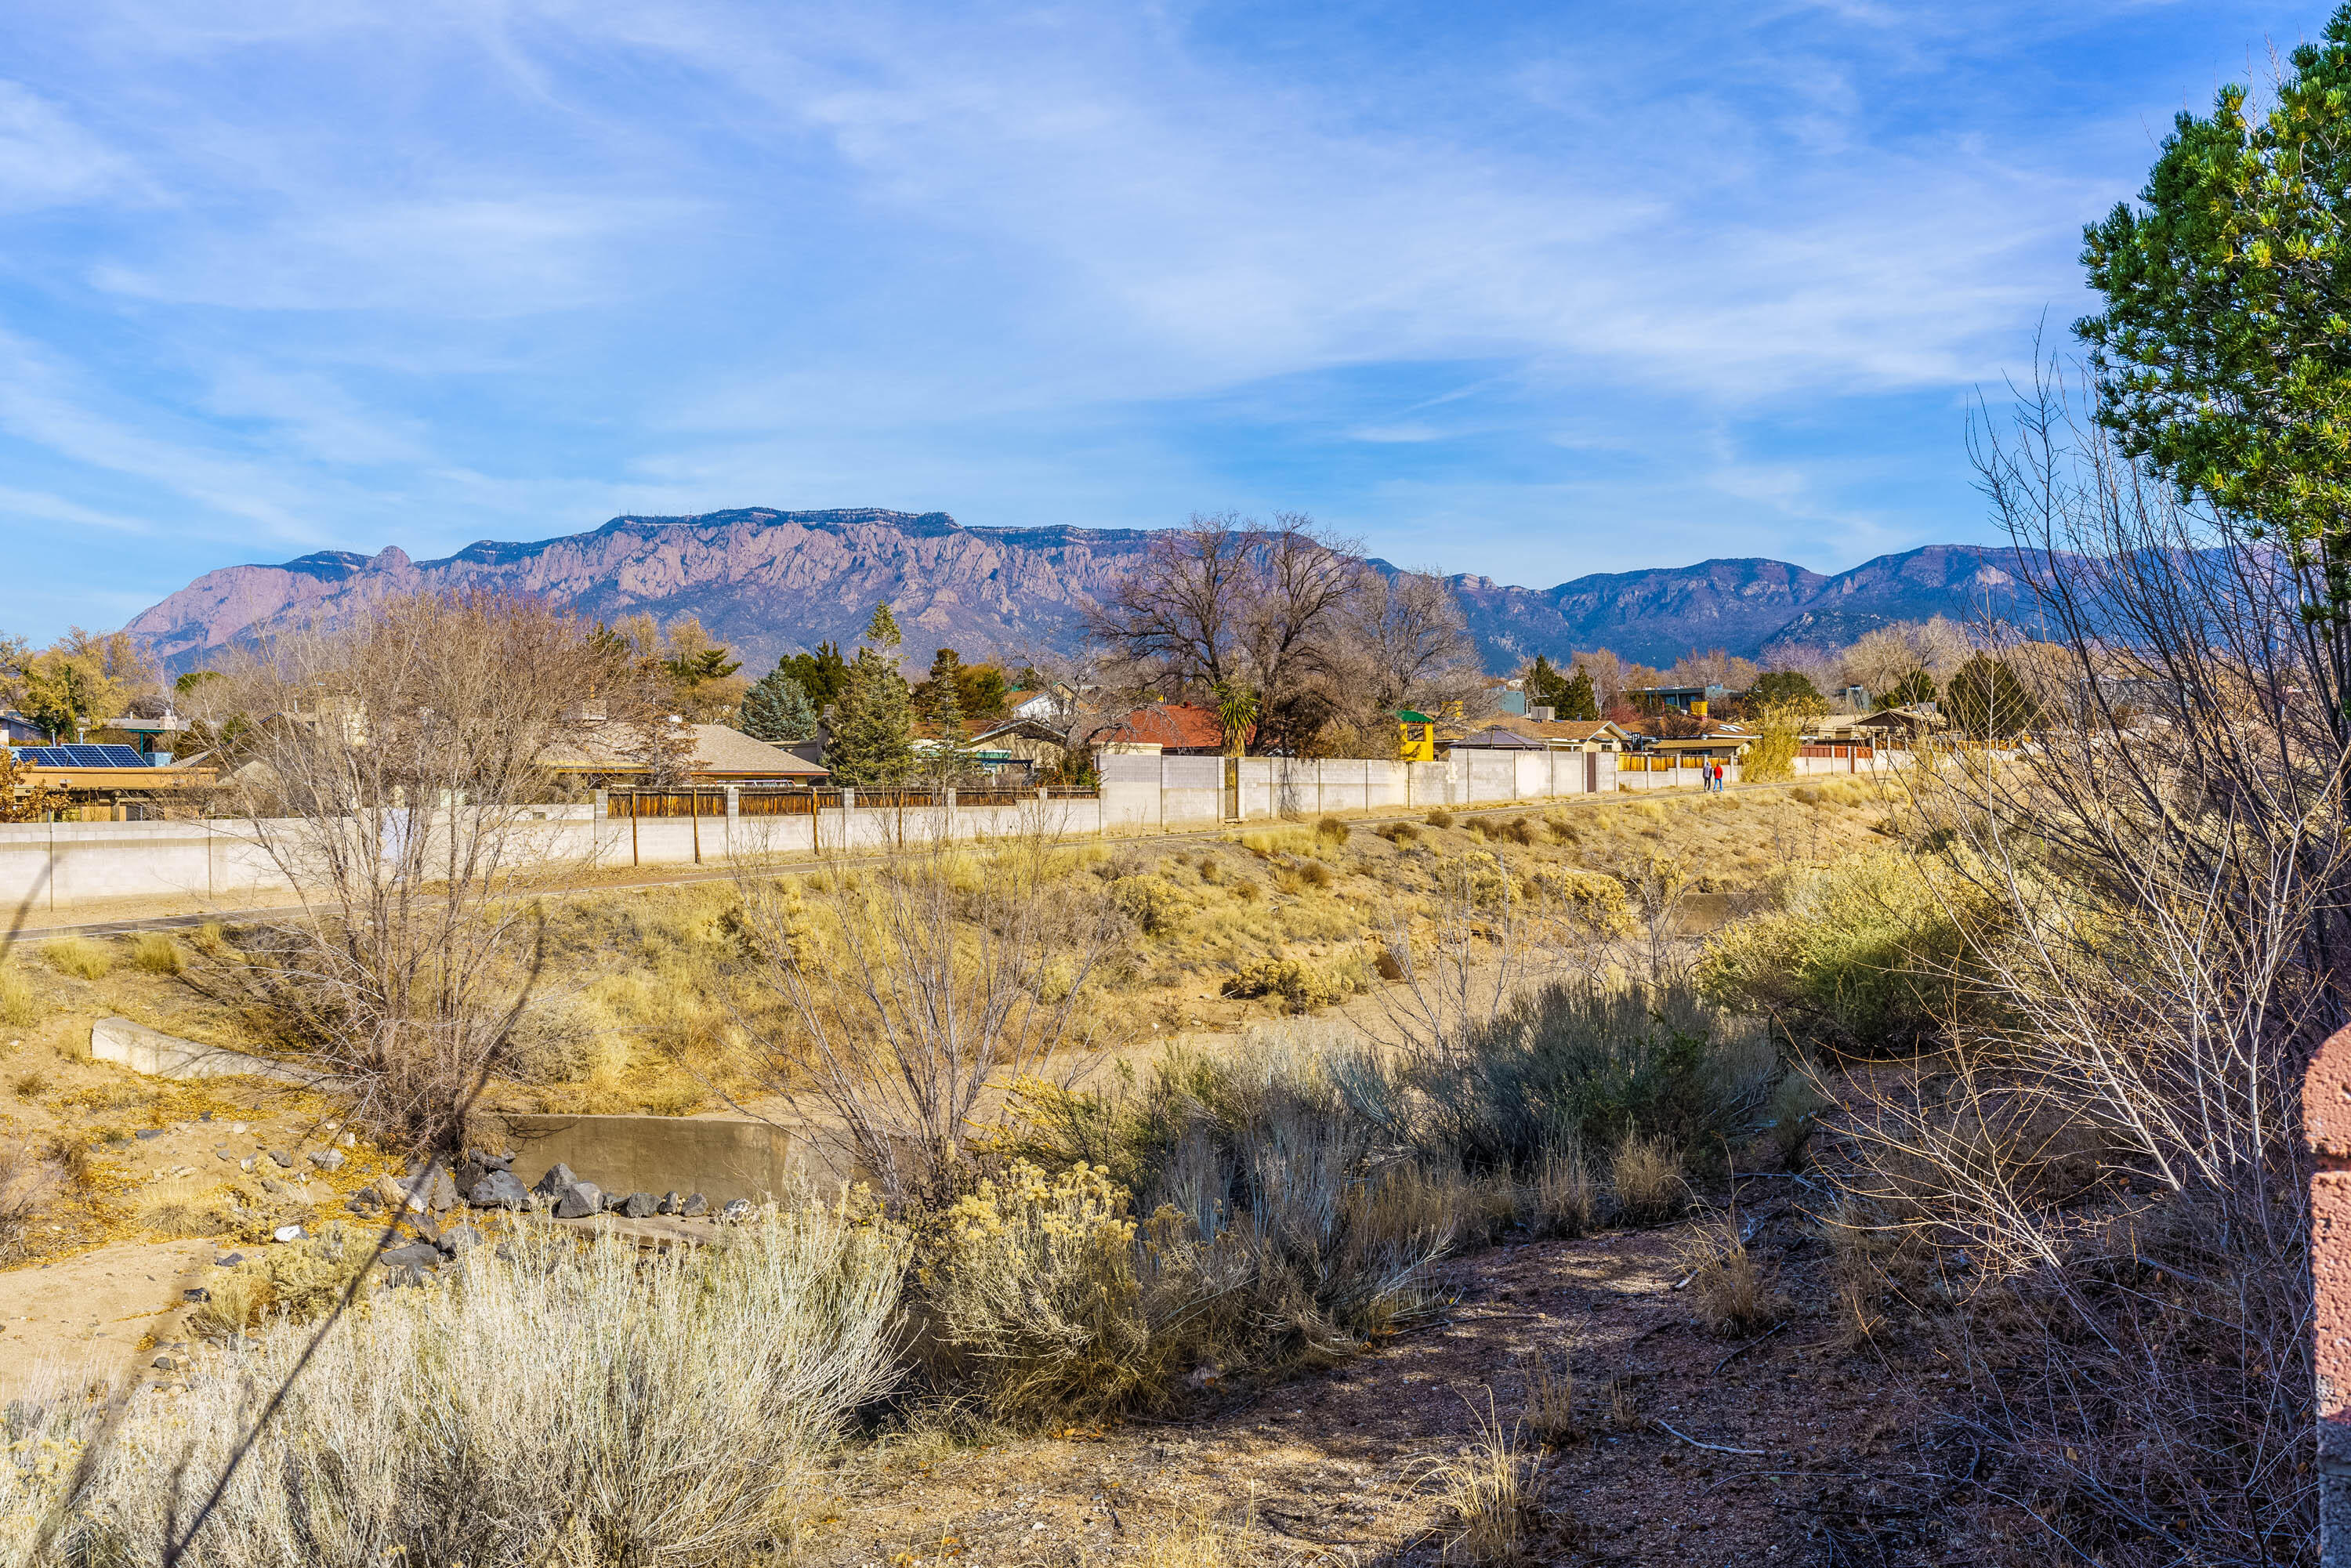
124,508,2039,675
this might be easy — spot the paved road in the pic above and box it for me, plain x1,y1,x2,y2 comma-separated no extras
5,780,1817,943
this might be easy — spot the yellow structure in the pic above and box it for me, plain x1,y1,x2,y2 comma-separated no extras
1396,709,1437,762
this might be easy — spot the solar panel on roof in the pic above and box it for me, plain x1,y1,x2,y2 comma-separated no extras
10,744,150,767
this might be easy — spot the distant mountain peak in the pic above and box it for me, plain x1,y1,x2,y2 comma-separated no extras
122,507,2033,674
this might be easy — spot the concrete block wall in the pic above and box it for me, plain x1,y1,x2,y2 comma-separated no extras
0,744,1760,913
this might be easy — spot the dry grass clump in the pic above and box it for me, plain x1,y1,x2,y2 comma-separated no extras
1425,808,1455,829
42,936,111,980
1315,815,1350,846
49,1203,907,1568
126,931,183,976
1525,1145,1599,1238
1516,1345,1578,1445
1239,826,1317,859
1378,819,1422,845
1433,1402,1556,1565
0,1135,60,1259
1675,1211,1789,1336
132,1175,241,1240
1607,1133,1686,1224
0,963,34,1027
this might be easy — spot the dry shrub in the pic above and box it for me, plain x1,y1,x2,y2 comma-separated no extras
1219,954,1365,1012
1113,873,1191,936
1607,1132,1686,1224
920,1160,1164,1421
1494,815,1539,846
1675,1212,1788,1336
1526,1144,1599,1238
1379,819,1422,844
10,1070,45,1101
190,1224,376,1336
1315,815,1350,845
43,936,111,981
49,1204,906,1567
1297,859,1335,890
1425,809,1455,829
0,964,34,1027
126,932,183,976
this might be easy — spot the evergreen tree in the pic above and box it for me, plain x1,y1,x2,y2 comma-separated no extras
913,647,965,730
777,642,849,711
917,663,981,784
825,649,915,786
738,667,818,742
1557,664,1599,721
865,603,903,653
1877,668,1936,709
1522,654,1571,712
1748,670,1827,715
1943,654,2045,740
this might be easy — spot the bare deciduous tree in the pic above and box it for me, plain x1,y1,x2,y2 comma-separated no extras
732,825,1127,1207
187,592,600,1146
1088,512,1367,753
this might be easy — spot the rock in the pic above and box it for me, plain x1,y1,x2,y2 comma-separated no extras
259,1176,288,1197
214,1147,234,1161
228,1121,247,1134
621,1191,657,1219
600,1190,627,1213
237,1157,255,1173
424,1168,458,1212
347,1190,384,1216
213,1253,245,1268
151,1356,177,1371
338,1131,357,1147
440,1224,484,1254
271,1224,306,1244
718,1199,754,1225
552,1182,602,1219
266,1149,293,1168
136,1128,165,1141
182,1287,209,1302
531,1163,578,1200
681,1193,708,1217
378,1242,441,1270
656,1190,681,1215
467,1170,531,1210
308,1148,346,1172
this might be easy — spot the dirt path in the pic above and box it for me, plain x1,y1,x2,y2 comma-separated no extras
804,1200,1945,1568
0,1238,221,1403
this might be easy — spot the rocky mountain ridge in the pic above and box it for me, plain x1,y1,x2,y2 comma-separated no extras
125,508,2038,673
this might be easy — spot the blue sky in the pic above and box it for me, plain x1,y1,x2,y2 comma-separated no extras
0,0,2316,641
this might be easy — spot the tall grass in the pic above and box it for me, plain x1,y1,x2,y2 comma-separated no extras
27,1203,906,1567
41,937,110,981
0,963,32,1027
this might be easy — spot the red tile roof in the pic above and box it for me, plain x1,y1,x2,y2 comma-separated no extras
1089,702,1227,752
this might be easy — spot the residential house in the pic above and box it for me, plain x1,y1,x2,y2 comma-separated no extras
1632,683,1730,716
1444,717,1632,753
540,720,830,788
0,713,42,746
914,716,1071,784
5,743,217,819
1086,702,1226,759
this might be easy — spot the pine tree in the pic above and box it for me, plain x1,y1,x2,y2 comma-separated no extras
1558,664,1599,721
825,648,915,786
777,642,849,711
918,664,981,784
913,647,965,730
1878,668,1937,710
739,666,817,742
865,603,903,654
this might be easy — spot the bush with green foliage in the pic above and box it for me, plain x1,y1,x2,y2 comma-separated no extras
1697,848,1975,1054
738,666,818,741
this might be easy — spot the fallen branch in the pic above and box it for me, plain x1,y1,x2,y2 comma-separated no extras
1652,1418,1767,1456
1712,1320,1788,1374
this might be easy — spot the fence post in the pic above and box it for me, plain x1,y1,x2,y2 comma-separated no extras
2309,1023,2351,1565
